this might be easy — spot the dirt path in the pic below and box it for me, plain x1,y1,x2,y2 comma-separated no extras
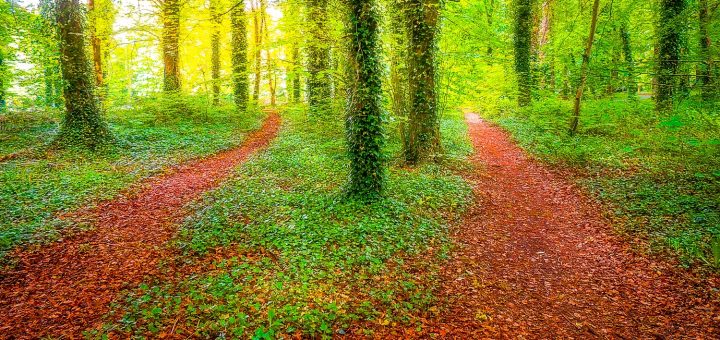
0,111,280,339
427,113,720,338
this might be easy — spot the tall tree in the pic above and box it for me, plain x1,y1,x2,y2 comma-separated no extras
698,0,716,100
619,22,637,98
306,0,331,113
405,0,441,164
210,0,221,105
231,0,249,109
389,0,409,154
514,0,533,107
162,0,181,92
655,0,686,111
291,44,301,103
252,0,265,102
55,0,112,148
569,0,601,135
87,0,102,87
346,0,384,197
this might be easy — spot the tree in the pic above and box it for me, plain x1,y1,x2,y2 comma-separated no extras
87,0,102,87
620,22,637,98
55,0,112,148
655,0,687,111
346,0,385,197
251,0,265,102
514,0,533,107
569,0,601,135
405,0,441,164
162,0,181,92
291,44,302,103
389,0,410,154
231,0,249,110
306,0,332,113
698,0,716,100
210,0,222,105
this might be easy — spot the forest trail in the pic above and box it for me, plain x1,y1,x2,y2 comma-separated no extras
426,113,720,338
0,111,281,339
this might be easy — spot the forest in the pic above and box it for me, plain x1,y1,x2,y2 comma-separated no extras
0,0,719,337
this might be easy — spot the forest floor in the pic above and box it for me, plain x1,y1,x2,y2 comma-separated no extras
0,111,280,338
410,113,720,338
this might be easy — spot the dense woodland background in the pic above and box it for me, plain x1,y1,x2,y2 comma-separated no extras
0,0,719,336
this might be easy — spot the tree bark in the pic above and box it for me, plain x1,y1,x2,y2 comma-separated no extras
569,0,600,136
306,0,331,113
514,0,533,106
162,0,181,92
291,45,301,103
655,0,686,111
210,0,221,105
252,0,265,102
88,0,103,88
55,0,112,148
346,0,384,197
698,0,715,100
405,0,441,164
389,0,409,154
620,23,637,98
232,1,249,110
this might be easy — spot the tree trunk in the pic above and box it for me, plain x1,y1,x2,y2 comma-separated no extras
0,49,5,112
162,0,181,92
514,0,533,106
88,0,103,89
306,0,331,113
569,0,600,136
389,0,410,154
620,23,637,98
655,0,686,112
346,0,384,197
55,0,112,148
231,0,249,110
210,0,221,105
405,0,441,165
252,0,264,102
698,0,715,100
291,45,301,103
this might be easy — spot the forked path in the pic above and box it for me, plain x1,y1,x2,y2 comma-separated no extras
430,113,720,338
0,111,280,339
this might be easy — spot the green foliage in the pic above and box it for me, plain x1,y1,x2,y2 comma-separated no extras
346,0,386,198
513,0,532,107
0,96,264,259
306,0,332,114
97,106,472,337
656,0,688,112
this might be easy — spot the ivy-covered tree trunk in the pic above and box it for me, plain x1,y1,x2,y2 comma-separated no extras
291,45,302,103
231,0,249,110
346,0,385,197
655,0,686,111
405,0,441,165
698,0,715,100
389,0,409,154
620,23,637,98
306,0,331,113
514,0,533,107
162,0,181,92
55,0,112,148
88,0,103,88
568,0,600,135
210,0,221,105
0,49,6,112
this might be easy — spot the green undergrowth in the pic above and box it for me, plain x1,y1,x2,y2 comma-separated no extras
0,95,264,258
98,106,473,338
482,96,720,269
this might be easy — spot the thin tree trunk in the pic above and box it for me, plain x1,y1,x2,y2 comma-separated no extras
231,0,249,110
162,0,181,92
698,0,714,100
347,0,384,196
291,45,301,103
620,23,637,98
569,0,600,136
252,0,264,102
0,50,5,112
405,0,441,164
514,0,533,106
55,0,112,147
390,0,409,154
210,0,221,105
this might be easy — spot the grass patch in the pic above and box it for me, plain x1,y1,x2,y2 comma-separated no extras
98,106,473,338
483,96,720,268
0,96,265,257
